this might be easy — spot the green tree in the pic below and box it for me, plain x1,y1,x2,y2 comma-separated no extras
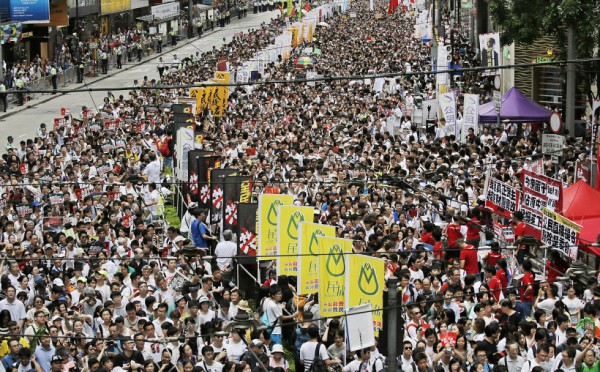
490,0,600,102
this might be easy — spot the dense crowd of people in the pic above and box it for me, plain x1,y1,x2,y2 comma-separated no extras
0,0,598,372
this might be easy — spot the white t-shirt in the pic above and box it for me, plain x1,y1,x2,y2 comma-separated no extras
264,298,283,335
197,360,223,372
215,241,237,270
299,342,329,372
224,339,247,363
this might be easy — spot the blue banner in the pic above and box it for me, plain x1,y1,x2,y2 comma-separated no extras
10,0,50,23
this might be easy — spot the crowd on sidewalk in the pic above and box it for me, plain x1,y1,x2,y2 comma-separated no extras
0,0,598,372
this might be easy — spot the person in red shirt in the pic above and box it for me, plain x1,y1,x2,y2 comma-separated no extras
496,259,509,294
445,215,463,262
519,259,535,318
485,242,505,268
512,211,528,264
420,222,436,247
484,265,503,301
432,228,444,259
458,239,479,276
466,209,482,247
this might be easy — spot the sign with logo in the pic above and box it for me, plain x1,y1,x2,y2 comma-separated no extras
485,177,521,218
257,194,293,261
277,206,313,276
297,222,336,294
319,237,352,317
10,0,50,23
541,208,581,260
346,255,385,336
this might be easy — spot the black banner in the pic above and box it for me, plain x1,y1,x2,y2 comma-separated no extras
197,155,221,209
238,203,258,262
210,169,237,224
186,150,213,202
222,175,253,232
171,103,194,115
173,114,195,124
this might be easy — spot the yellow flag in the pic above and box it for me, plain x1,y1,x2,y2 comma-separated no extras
346,255,385,335
297,223,336,294
318,237,352,317
257,194,293,261
194,88,207,114
277,206,313,276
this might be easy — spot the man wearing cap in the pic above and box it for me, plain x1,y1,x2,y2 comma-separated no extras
50,355,64,372
241,339,265,370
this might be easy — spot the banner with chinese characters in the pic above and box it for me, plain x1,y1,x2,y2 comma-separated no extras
186,150,214,203
238,203,258,259
461,94,479,142
541,208,581,261
345,255,385,336
297,222,336,295
439,92,457,137
277,206,313,276
257,194,293,261
485,178,521,218
222,175,252,233
209,169,237,224
197,155,220,209
520,170,563,239
319,237,352,317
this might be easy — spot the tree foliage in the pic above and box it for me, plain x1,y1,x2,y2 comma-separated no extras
489,0,600,100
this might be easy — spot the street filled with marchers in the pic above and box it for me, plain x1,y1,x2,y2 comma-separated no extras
0,0,599,372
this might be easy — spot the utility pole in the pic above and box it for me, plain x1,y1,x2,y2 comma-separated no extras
188,0,194,38
565,26,576,137
387,276,398,372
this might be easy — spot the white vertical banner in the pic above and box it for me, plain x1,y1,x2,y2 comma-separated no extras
461,93,479,142
369,0,373,11
436,45,449,86
440,92,457,137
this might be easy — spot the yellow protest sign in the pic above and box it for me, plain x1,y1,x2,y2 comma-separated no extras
288,27,299,48
318,237,352,317
194,88,207,114
189,88,203,98
277,206,313,276
214,71,230,82
346,255,385,335
257,194,293,261
297,223,336,294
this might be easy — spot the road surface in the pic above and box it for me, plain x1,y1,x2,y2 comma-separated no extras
0,10,278,142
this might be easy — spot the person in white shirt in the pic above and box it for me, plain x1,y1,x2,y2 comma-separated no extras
398,341,417,372
0,286,26,329
142,153,161,186
215,230,237,277
497,341,525,372
299,324,338,372
343,348,383,372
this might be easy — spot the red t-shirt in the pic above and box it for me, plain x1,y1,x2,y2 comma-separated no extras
466,218,480,240
487,251,504,267
520,272,534,302
446,223,463,247
420,232,435,246
514,222,527,238
433,241,444,259
496,270,508,291
488,276,502,301
459,245,479,275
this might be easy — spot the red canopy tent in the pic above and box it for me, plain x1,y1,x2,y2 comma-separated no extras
562,180,600,254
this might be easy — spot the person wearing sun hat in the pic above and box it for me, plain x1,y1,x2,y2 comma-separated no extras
269,344,289,371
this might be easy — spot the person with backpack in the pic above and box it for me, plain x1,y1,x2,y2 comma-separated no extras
262,285,300,346
299,324,338,372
